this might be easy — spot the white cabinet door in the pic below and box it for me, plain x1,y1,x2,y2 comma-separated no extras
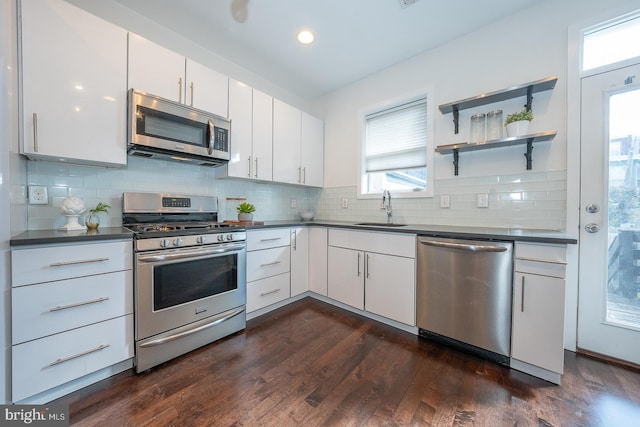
512,272,565,374
273,99,302,184
252,89,273,181
228,79,253,179
301,112,324,187
290,228,309,297
328,246,364,310
365,253,415,326
309,228,328,296
185,59,228,117
127,33,185,102
21,0,127,167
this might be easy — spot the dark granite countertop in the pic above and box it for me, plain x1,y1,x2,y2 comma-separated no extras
9,221,577,246
10,227,134,246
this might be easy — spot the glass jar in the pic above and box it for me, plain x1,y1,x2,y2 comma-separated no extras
85,213,100,229
486,109,503,141
470,113,486,143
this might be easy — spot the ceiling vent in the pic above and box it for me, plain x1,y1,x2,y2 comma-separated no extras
398,0,420,8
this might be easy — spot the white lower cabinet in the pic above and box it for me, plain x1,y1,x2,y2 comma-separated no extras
511,242,567,383
11,239,134,402
327,229,416,326
308,227,328,296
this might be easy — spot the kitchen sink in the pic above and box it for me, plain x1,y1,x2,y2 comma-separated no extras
354,222,408,227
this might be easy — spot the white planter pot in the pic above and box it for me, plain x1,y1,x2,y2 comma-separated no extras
238,213,254,222
505,120,530,137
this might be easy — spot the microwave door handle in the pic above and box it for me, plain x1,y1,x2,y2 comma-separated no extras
207,119,214,155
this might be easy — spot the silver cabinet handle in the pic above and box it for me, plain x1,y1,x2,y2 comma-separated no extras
292,229,297,250
49,296,109,312
261,288,281,297
255,157,258,178
178,77,183,103
247,156,252,177
49,257,109,267
298,167,302,183
260,238,281,242
139,307,245,348
520,275,525,312
32,112,39,152
585,223,600,233
357,252,361,277
418,239,508,252
190,81,194,107
302,167,306,184
260,261,281,267
366,254,370,278
49,344,109,367
515,256,567,265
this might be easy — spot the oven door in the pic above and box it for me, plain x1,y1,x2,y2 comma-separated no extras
135,242,246,341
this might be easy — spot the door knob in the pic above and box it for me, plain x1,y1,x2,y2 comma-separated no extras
586,203,600,213
585,223,600,233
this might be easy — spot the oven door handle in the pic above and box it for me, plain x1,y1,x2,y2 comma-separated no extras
137,243,245,263
138,306,246,348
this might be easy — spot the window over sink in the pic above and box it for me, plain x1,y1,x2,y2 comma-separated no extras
359,94,433,198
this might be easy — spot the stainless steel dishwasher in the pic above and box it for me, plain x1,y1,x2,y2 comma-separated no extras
416,236,513,365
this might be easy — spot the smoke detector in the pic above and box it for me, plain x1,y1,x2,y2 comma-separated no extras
398,0,420,8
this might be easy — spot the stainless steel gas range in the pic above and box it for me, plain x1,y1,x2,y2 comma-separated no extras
123,192,246,372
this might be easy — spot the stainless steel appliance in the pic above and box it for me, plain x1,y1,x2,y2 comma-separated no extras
123,192,246,372
416,236,513,365
128,89,231,167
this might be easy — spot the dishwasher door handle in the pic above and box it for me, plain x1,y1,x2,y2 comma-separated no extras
418,239,508,253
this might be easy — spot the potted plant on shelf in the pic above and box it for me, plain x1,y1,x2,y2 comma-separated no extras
505,109,533,137
86,202,111,230
236,202,256,222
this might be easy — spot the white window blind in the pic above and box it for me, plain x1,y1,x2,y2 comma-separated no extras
364,98,427,173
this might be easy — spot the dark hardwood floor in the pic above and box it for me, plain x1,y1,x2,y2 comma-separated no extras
56,298,640,426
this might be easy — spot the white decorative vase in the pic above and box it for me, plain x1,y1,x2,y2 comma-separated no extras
505,120,530,137
238,213,254,222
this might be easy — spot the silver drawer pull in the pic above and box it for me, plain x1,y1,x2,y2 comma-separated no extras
49,344,109,367
260,261,281,267
49,257,109,267
259,238,281,242
515,256,567,265
260,288,281,297
49,297,110,312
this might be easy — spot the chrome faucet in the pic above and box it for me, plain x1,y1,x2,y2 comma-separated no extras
382,189,392,224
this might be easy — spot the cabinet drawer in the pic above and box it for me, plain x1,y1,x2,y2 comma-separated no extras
12,240,132,286
247,246,290,282
246,273,290,313
12,314,134,403
328,229,415,258
515,243,567,278
12,270,133,345
247,228,291,251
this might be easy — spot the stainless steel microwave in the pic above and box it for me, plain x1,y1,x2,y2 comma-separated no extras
127,89,230,167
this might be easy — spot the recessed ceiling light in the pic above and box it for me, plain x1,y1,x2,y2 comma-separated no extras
297,30,315,45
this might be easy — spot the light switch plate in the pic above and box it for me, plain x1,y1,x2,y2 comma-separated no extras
28,185,48,204
477,193,489,208
440,194,450,208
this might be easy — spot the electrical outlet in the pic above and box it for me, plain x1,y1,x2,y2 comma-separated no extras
477,193,489,208
290,199,297,208
440,194,450,208
28,185,48,204
341,198,348,209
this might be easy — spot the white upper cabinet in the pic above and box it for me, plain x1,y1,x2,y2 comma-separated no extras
273,99,324,187
301,112,324,187
227,80,273,181
20,0,128,167
128,34,228,117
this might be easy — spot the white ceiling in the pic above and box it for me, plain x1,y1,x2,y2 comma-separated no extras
113,0,542,100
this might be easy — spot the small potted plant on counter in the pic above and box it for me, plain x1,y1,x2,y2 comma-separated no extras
86,202,111,230
505,109,533,137
236,202,256,222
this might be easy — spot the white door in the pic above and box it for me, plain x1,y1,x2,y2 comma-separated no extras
578,62,640,364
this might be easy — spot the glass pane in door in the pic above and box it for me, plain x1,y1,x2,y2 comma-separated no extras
607,88,640,329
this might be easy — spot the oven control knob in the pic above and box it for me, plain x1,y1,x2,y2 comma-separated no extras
217,234,224,242
160,239,170,248
197,236,206,244
226,234,234,241
173,238,183,246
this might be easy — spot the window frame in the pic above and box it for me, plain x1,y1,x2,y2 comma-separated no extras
357,90,434,199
